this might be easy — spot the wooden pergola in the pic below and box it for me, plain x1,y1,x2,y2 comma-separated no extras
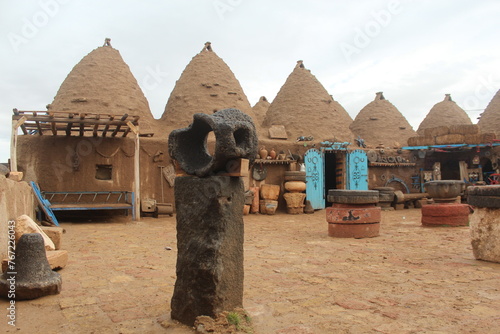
12,109,140,137
11,109,142,220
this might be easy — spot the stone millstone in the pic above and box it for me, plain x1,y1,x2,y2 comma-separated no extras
171,176,244,326
0,233,62,300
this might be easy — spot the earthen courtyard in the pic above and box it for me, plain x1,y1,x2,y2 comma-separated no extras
2,209,499,334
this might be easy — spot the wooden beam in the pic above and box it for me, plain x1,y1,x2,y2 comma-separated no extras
51,121,57,135
122,127,131,137
20,124,28,135
66,113,74,136
79,113,86,136
14,116,27,129
10,124,17,171
10,117,26,172
133,129,141,220
126,121,139,135
66,123,72,136
102,115,114,137
11,115,135,126
36,121,43,135
111,114,128,137
93,114,100,137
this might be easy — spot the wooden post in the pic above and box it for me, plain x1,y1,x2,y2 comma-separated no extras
127,121,141,220
10,116,27,172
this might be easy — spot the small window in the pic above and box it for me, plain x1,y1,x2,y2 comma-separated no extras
96,164,112,180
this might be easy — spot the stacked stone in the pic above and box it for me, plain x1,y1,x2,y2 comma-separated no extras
422,180,470,227
326,190,381,238
468,185,500,263
283,171,307,214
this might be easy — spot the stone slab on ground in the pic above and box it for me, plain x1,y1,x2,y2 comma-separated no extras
41,226,65,250
2,249,68,272
470,207,500,262
15,214,55,251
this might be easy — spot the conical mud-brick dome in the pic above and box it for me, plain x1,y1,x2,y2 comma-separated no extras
252,96,270,126
49,39,156,133
478,89,500,136
262,61,353,142
417,94,472,135
350,92,416,147
161,42,257,131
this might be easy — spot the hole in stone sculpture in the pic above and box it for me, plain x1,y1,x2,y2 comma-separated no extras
234,127,249,150
96,164,112,180
206,131,216,157
174,117,214,173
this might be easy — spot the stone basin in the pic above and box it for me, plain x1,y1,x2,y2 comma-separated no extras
424,180,465,199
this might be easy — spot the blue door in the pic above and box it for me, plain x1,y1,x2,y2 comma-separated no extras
305,149,325,209
347,150,368,190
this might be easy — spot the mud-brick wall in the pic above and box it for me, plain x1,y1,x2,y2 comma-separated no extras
367,149,423,193
16,136,173,209
0,176,35,260
137,137,174,207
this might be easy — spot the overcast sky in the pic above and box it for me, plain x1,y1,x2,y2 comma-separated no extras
1,0,499,163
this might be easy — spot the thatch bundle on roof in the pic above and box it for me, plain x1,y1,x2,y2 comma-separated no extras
417,94,472,135
262,61,353,142
350,92,416,147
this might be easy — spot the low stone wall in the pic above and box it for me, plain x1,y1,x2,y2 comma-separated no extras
0,176,35,261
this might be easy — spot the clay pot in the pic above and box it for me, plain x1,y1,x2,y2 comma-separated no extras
269,148,277,160
260,184,280,200
259,147,268,160
424,180,465,199
243,205,251,215
284,181,307,193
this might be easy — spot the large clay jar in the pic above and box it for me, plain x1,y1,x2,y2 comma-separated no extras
284,181,307,193
424,180,465,199
269,148,277,160
259,147,268,160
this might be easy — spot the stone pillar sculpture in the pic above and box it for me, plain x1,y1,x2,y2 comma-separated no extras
168,108,257,326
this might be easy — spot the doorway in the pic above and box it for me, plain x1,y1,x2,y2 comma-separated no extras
324,152,338,206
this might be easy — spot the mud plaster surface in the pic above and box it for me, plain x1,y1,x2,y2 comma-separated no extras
1,209,499,334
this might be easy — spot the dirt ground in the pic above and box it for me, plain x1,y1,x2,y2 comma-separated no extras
1,208,500,333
